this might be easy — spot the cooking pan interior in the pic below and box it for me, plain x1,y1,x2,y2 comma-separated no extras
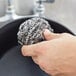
0,17,74,76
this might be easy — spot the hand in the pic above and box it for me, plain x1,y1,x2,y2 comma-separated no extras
21,29,76,76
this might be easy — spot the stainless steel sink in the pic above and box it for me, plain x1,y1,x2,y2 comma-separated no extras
0,0,76,34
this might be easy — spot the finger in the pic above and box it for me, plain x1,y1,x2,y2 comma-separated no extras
21,41,48,57
61,33,74,38
43,29,60,40
32,56,38,64
21,45,37,56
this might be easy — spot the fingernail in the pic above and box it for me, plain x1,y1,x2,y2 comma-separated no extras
44,29,51,34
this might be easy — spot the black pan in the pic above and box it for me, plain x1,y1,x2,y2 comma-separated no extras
0,17,74,76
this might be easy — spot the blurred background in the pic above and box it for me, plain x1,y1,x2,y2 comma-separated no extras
0,0,76,34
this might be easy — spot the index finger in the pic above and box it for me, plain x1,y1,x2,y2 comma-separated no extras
21,40,49,57
21,45,37,56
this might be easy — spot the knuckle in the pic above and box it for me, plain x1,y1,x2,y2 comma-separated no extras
38,59,43,66
38,60,45,68
61,33,72,37
35,48,44,55
61,33,68,36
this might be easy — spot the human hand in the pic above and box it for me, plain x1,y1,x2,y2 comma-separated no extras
21,29,76,76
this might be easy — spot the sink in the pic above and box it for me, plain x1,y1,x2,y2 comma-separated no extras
0,17,74,76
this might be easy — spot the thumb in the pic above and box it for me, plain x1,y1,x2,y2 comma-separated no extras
21,45,36,56
43,29,60,40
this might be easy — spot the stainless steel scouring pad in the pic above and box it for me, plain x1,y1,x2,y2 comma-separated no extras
17,18,53,45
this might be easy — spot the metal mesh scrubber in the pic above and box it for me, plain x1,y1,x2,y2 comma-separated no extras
17,18,53,45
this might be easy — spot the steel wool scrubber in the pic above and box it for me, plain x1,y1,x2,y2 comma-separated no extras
17,18,53,45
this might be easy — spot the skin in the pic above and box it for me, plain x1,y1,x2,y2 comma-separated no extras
21,29,76,76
